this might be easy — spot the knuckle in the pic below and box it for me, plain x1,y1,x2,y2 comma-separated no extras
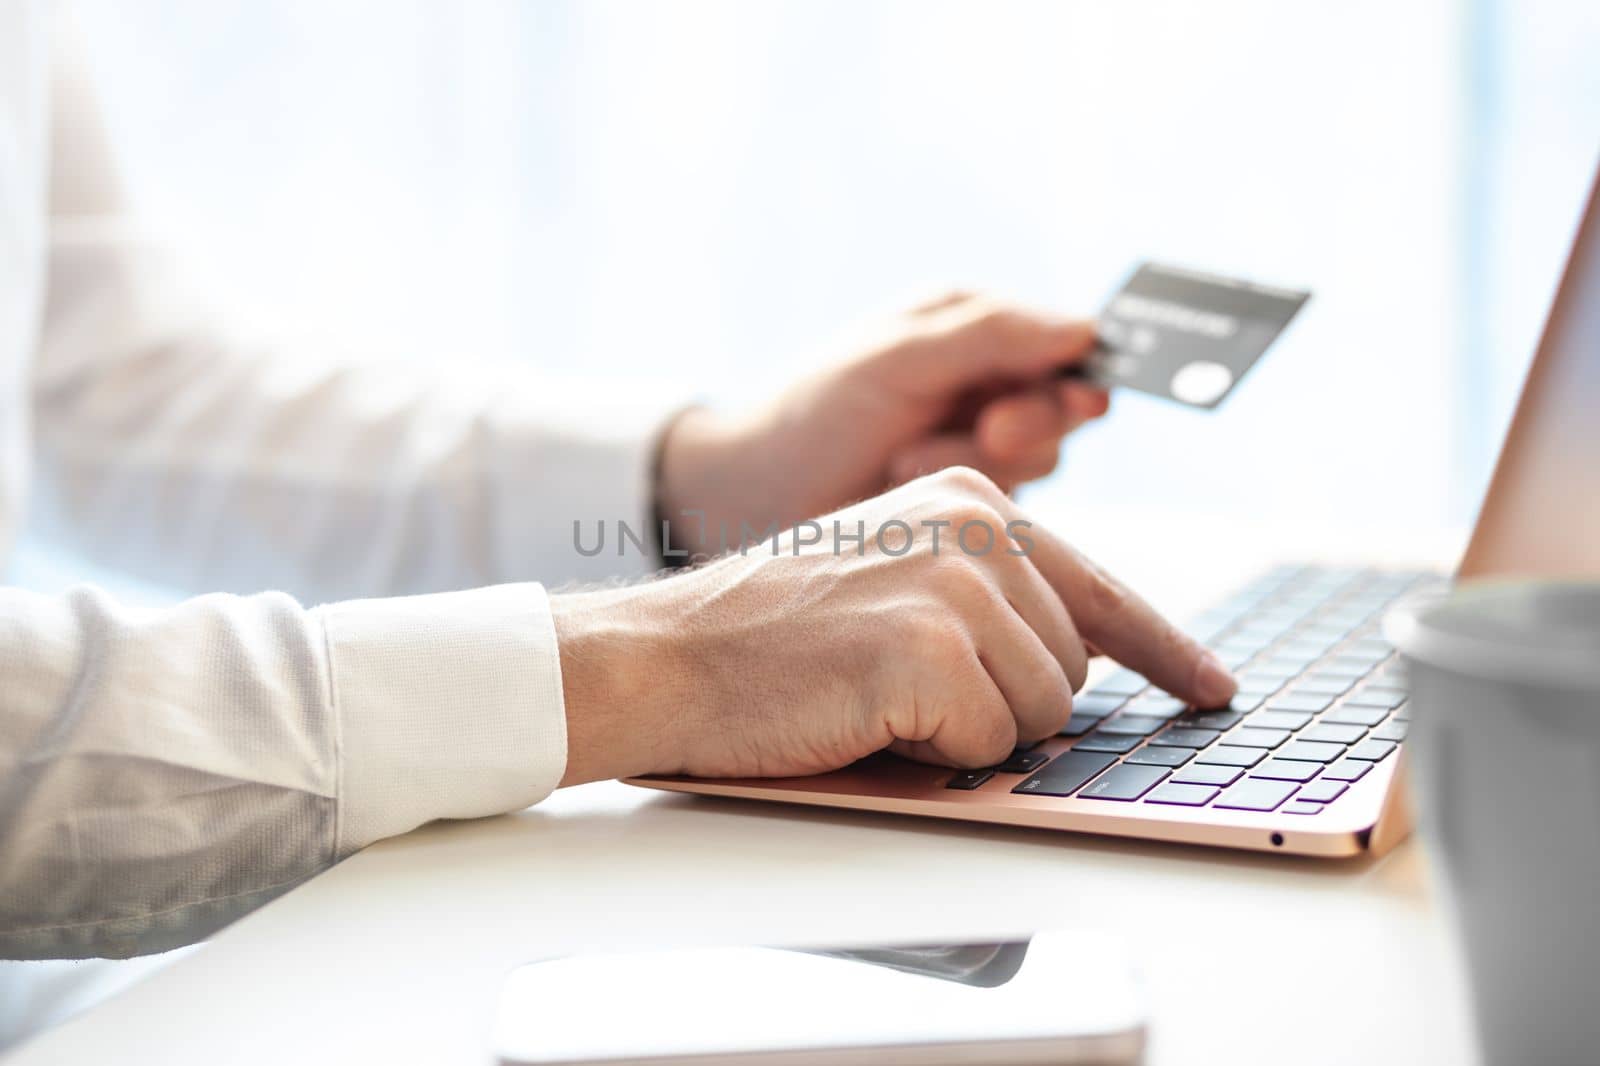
912,612,973,661
934,464,995,496
963,497,1005,528
928,496,998,563
973,702,1018,762
1027,657,1073,714
953,502,1006,548
929,552,1003,609
932,491,1003,534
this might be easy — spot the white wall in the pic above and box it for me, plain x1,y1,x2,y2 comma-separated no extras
37,0,1600,593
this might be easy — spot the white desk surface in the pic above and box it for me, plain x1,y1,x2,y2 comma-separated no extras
8,515,1481,1066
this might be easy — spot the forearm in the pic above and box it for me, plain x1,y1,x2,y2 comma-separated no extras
0,582,562,960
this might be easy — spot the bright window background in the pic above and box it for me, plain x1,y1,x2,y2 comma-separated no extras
26,0,1600,591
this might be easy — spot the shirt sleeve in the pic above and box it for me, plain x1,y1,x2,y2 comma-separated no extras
30,22,678,604
2,29,660,962
0,580,564,961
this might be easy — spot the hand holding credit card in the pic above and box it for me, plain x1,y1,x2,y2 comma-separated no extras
1060,262,1310,408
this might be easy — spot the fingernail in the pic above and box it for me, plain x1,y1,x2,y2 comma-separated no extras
1195,652,1237,708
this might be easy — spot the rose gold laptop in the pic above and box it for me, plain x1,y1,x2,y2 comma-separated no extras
630,164,1600,858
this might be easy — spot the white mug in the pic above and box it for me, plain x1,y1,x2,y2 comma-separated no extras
1386,581,1600,1066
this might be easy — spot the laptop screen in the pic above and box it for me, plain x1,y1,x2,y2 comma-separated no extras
1459,164,1600,580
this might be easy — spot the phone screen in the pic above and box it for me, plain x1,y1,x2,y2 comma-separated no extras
493,930,1144,1065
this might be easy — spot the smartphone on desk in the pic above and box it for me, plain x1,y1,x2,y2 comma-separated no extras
493,930,1145,1065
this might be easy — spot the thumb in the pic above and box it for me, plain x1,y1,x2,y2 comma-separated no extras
890,297,1099,392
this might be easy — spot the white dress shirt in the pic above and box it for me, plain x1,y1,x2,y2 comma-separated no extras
0,4,670,960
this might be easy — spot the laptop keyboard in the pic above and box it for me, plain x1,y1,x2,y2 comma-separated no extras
946,565,1445,814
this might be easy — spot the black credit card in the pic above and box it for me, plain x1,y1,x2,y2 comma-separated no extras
1064,262,1310,409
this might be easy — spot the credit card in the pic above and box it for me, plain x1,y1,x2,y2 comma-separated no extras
1062,262,1310,409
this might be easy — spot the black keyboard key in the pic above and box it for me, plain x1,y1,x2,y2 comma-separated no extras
1277,740,1346,763
1296,779,1349,803
946,769,994,790
1145,782,1221,806
1079,762,1170,801
1012,750,1119,796
1214,778,1298,812
1251,759,1322,782
1058,714,1100,737
1209,635,1265,657
1370,663,1408,685
1261,653,1318,673
1323,704,1388,727
1072,733,1142,754
1265,693,1334,713
1334,652,1388,672
1186,709,1246,730
1092,671,1147,696
1249,618,1306,639
1221,629,1267,650
1241,661,1297,679
1226,727,1290,749
1298,671,1355,694
1126,745,1195,768
994,749,1049,774
1347,739,1397,762
1279,638,1337,660
1172,763,1244,787
1189,621,1235,646
1286,679,1349,699
1315,659,1373,679
1346,686,1406,710
1149,727,1221,749
1282,800,1325,815
1231,619,1288,639
1072,693,1126,719
1322,759,1374,782
1301,723,1367,745
1370,720,1408,742
1249,709,1314,731
1196,745,1266,768
1296,617,1350,636
1128,695,1188,717
1323,655,1378,677
1096,715,1168,737
1348,637,1393,656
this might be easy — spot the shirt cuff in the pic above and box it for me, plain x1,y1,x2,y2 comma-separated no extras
317,582,565,855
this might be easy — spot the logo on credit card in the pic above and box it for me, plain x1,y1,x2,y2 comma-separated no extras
1084,263,1311,410
1106,294,1239,339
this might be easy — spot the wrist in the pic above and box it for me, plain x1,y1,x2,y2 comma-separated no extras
656,406,782,559
550,587,697,786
